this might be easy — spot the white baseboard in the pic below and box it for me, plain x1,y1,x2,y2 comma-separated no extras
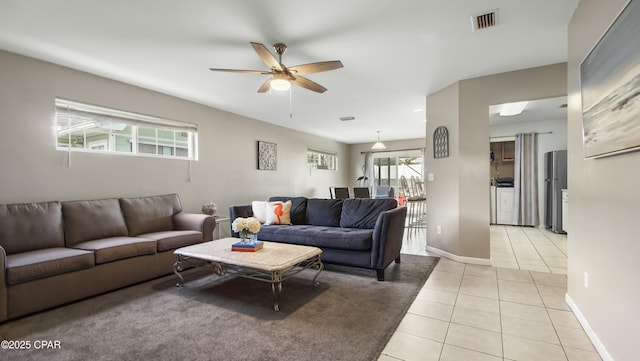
565,294,614,361
426,246,492,266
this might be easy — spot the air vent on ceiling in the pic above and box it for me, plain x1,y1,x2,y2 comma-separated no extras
471,9,498,32
339,116,355,121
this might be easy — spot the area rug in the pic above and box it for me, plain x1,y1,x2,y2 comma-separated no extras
0,254,438,361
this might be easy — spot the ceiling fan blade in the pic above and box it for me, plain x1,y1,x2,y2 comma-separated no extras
288,61,344,75
251,42,283,71
291,76,328,93
257,78,272,93
209,68,272,74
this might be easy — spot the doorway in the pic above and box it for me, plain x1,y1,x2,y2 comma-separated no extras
488,96,568,274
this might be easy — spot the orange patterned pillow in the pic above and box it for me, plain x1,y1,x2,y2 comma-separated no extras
265,201,292,225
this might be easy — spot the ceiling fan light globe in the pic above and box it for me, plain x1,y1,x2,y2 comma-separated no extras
271,78,291,91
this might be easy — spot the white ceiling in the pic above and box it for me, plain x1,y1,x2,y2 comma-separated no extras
0,0,579,144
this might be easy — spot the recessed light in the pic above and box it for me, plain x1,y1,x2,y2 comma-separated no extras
413,108,423,112
499,101,528,116
338,116,355,121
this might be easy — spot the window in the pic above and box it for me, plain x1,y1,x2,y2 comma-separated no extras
307,148,337,170
55,98,198,160
370,149,424,191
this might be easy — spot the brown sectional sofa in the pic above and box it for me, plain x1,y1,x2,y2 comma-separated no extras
0,193,215,322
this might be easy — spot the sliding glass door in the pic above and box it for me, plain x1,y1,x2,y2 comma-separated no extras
371,149,424,196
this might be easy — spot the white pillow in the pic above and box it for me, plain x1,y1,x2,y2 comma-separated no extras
265,201,292,225
251,201,268,224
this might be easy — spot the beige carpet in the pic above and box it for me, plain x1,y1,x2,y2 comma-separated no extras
0,254,438,361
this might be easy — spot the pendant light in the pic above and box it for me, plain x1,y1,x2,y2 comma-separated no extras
371,131,386,150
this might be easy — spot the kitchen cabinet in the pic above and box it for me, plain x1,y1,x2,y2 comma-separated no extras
490,141,515,162
496,187,515,225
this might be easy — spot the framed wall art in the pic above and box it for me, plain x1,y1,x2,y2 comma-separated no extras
580,0,640,158
257,141,277,170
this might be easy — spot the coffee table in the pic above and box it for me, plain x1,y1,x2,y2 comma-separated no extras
173,237,323,311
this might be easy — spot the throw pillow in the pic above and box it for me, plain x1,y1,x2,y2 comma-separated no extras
265,200,292,225
251,201,268,223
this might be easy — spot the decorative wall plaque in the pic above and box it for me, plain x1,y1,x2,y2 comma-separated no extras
433,126,449,159
257,141,277,170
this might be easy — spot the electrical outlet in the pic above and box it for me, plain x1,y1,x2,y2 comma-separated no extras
584,271,589,289
436,225,441,234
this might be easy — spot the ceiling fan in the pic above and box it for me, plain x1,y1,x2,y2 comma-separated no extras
209,42,343,93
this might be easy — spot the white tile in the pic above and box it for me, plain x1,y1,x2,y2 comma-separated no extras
547,309,581,329
555,326,597,352
425,276,462,293
416,287,458,306
499,289,545,307
564,347,603,361
498,279,540,294
503,334,567,361
439,344,502,361
396,313,450,342
464,264,497,279
550,267,567,275
501,315,560,344
459,275,498,299
451,306,501,332
500,301,550,323
530,271,567,287
445,323,502,357
455,294,500,314
381,331,443,361
407,298,454,322
497,268,534,283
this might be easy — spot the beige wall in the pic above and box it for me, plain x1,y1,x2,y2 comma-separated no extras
425,63,567,260
0,50,350,214
568,1,640,360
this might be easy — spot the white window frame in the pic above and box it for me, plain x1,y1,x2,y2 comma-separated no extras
55,98,198,161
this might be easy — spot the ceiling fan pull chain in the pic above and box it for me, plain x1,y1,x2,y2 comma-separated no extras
289,87,293,118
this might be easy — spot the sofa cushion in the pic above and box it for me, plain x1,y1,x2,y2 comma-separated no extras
72,237,156,264
340,198,398,229
305,198,343,227
62,198,129,247
141,230,203,252
265,200,292,225
6,247,94,285
268,197,307,225
0,201,65,255
120,194,183,236
258,224,372,251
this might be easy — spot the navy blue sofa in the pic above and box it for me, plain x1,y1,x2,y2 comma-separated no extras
229,197,407,281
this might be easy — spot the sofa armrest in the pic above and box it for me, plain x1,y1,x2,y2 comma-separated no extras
0,245,7,321
228,205,253,237
370,206,407,270
173,213,216,242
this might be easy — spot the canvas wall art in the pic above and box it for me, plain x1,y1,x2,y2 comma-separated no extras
580,0,640,158
257,141,277,170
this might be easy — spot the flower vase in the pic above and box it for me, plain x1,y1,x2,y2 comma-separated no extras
240,230,252,244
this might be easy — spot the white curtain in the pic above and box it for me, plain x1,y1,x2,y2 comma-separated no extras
513,133,538,226
361,151,373,186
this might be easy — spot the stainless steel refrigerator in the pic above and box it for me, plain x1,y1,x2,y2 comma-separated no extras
544,150,567,233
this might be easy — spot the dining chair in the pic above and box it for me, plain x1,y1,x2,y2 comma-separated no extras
353,187,371,198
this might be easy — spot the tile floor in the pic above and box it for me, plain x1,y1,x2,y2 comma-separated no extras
490,226,568,274
378,226,601,361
